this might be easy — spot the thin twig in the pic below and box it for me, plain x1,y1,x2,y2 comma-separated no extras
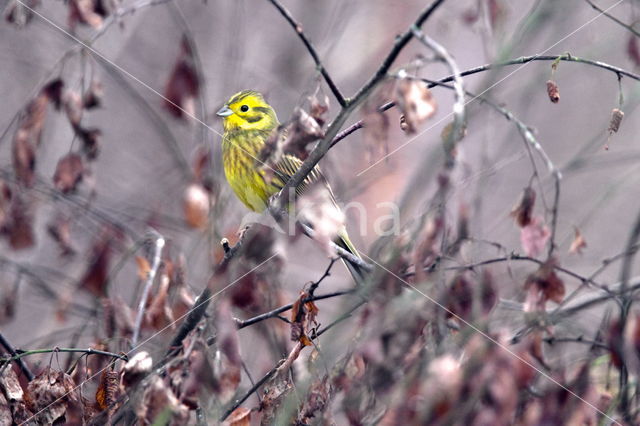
131,232,166,347
0,347,128,364
584,0,640,38
236,290,354,329
0,333,34,381
298,223,373,272
276,0,447,207
266,0,346,107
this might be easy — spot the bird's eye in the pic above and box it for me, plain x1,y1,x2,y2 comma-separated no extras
240,105,249,112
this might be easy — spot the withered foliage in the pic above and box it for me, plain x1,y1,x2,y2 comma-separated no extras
164,36,200,119
395,77,437,134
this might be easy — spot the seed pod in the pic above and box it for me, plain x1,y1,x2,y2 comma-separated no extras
546,80,560,103
608,108,624,133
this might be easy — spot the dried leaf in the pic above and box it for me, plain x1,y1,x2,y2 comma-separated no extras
47,215,76,256
83,79,104,109
395,78,436,133
6,194,35,250
183,183,210,229
569,227,587,255
79,230,115,297
164,36,199,119
136,375,189,425
608,108,624,134
53,152,84,193
145,274,174,330
68,0,103,30
520,216,550,257
297,375,331,423
260,375,292,426
223,407,251,426
25,368,79,424
95,369,119,412
628,34,640,68
524,258,565,310
511,187,536,227
135,255,151,281
546,80,560,103
213,299,242,403
308,89,330,127
182,340,217,407
63,90,83,127
78,127,101,159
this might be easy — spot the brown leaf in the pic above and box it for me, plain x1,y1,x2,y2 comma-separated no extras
546,80,560,103
95,369,119,412
63,90,84,128
79,230,115,297
164,36,199,118
520,217,550,258
628,33,640,68
68,0,104,30
25,368,79,424
145,274,175,330
183,183,210,229
135,255,151,281
181,340,217,407
510,186,536,227
83,79,104,109
53,152,84,193
568,227,587,255
13,96,47,186
136,375,189,425
395,78,436,133
47,215,76,256
223,406,251,426
260,375,293,426
297,375,331,423
524,258,565,309
6,193,35,250
78,127,101,160
308,89,330,127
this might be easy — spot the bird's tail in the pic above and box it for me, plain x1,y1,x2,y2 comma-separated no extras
335,228,367,285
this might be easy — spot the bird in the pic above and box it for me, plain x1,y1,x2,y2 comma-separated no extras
216,90,364,283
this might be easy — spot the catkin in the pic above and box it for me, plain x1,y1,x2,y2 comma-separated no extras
546,80,560,103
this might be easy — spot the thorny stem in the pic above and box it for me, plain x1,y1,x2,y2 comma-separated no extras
266,0,346,107
131,232,166,348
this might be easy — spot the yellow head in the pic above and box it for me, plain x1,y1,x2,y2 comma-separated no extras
216,90,279,132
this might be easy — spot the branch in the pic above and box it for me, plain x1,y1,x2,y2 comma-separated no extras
276,0,447,206
584,0,640,38
131,231,166,347
266,0,346,107
236,290,354,329
299,223,373,272
0,347,127,364
330,54,640,149
0,333,34,381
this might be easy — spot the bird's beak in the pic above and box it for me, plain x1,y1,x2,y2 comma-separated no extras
216,106,233,117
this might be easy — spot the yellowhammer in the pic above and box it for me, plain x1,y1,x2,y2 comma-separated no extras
216,90,364,282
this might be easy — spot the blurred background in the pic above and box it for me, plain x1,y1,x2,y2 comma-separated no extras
1,0,640,415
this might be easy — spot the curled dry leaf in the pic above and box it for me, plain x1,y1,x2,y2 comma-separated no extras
628,34,640,68
95,369,120,412
511,186,536,227
297,375,331,423
136,375,189,425
290,291,320,346
608,108,624,134
25,368,79,424
164,36,199,119
6,193,35,250
83,79,104,109
183,183,210,229
11,79,63,186
53,152,85,193
395,78,437,134
145,273,175,330
181,339,217,408
520,216,550,258
223,406,251,426
524,258,565,312
546,80,560,103
260,375,293,426
68,0,104,30
0,365,31,423
47,214,76,256
63,90,83,128
569,227,587,255
79,230,116,297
